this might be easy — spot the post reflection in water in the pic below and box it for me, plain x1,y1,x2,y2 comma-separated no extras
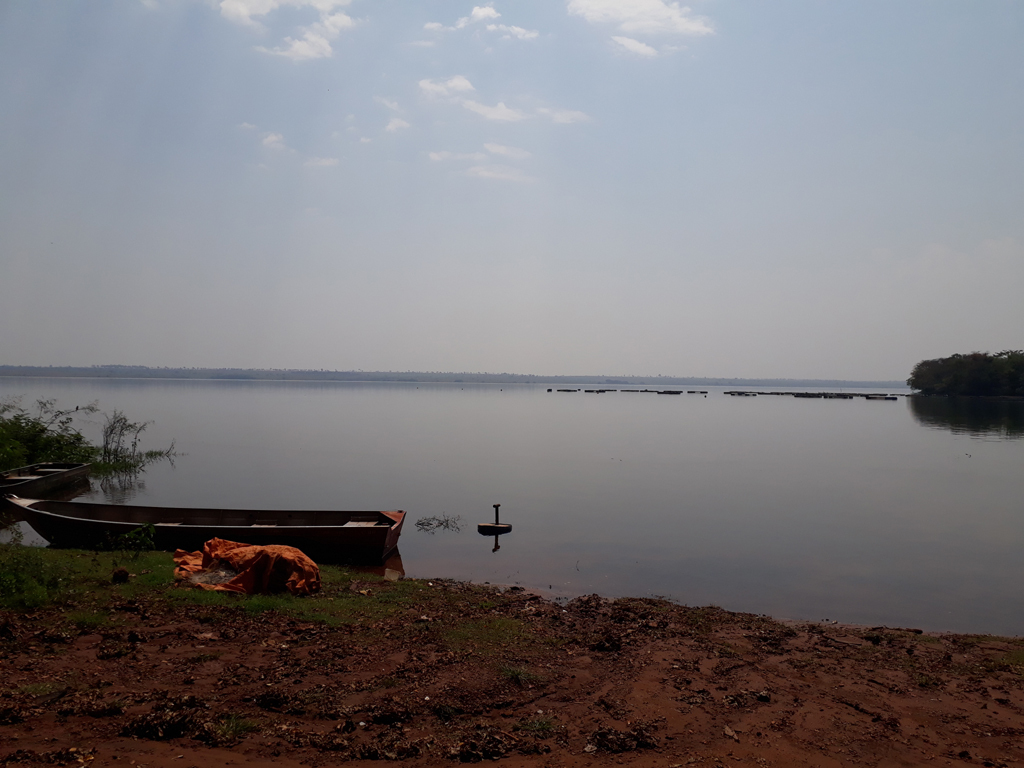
909,396,1024,439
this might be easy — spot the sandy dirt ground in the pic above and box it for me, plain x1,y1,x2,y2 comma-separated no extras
2,580,1024,767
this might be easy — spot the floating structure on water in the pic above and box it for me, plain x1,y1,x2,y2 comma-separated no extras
548,388,898,400
478,503,511,553
725,391,901,400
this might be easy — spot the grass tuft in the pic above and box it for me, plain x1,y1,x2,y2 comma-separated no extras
514,716,556,734
213,714,258,742
498,664,542,687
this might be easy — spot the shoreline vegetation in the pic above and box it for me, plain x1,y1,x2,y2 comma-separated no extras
0,397,175,475
909,350,1024,397
1,551,1024,766
0,364,906,389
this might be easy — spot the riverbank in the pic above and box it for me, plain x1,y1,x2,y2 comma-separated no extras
2,552,1023,766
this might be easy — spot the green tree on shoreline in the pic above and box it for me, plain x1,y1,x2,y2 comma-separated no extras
908,350,1024,397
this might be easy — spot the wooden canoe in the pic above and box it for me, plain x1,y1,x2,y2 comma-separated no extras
0,463,91,499
3,496,406,563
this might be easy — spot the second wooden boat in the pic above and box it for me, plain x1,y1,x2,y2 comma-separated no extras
0,462,91,499
3,496,405,563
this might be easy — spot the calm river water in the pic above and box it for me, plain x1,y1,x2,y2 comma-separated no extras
3,377,1023,636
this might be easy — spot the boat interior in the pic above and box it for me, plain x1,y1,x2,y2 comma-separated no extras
9,498,399,528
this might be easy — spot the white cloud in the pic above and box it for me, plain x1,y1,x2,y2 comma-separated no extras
304,156,338,167
419,77,534,125
238,122,258,130
429,150,488,162
220,0,351,27
462,100,527,121
375,96,401,112
221,1,356,60
262,132,287,149
385,118,411,132
466,164,534,182
470,6,501,22
455,6,501,29
537,107,590,124
427,5,536,38
485,24,539,40
612,35,658,56
359,137,372,143
418,76,475,98
567,0,712,36
485,143,531,159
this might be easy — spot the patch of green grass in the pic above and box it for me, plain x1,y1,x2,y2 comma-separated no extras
163,570,436,628
443,617,526,654
0,546,180,611
680,606,722,635
1001,648,1024,668
714,642,739,658
914,672,942,689
213,714,258,742
65,610,113,631
239,594,295,615
18,682,61,696
497,664,542,687
1,546,438,627
514,716,556,735
0,542,73,609
167,588,235,608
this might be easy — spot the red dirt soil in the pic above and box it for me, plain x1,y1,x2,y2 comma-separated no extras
2,581,1023,767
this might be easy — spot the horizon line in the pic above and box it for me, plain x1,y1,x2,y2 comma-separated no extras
0,364,907,386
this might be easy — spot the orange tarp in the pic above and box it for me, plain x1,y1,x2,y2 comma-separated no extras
173,537,321,596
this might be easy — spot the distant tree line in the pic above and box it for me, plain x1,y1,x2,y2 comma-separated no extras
0,365,905,388
908,351,1024,397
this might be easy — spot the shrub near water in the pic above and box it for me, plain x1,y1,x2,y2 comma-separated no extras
0,396,176,475
0,523,71,609
0,398,98,470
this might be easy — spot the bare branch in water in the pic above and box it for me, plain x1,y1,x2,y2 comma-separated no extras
415,514,463,534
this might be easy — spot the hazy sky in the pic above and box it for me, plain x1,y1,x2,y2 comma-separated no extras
2,1,1021,379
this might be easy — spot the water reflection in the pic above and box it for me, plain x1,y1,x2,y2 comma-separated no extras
95,475,147,504
352,550,405,581
7,377,1024,635
910,396,1024,439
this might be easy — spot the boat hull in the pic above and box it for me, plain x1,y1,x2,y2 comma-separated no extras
3,497,405,564
0,463,91,502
